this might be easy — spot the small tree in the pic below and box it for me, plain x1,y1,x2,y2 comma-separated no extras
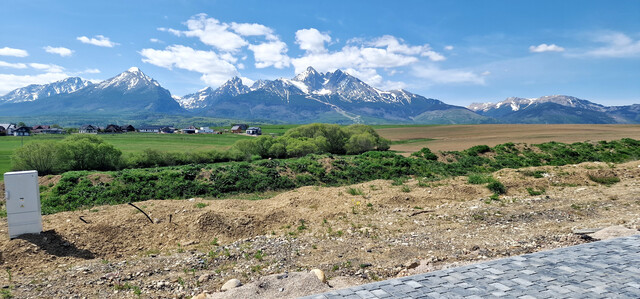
11,142,61,175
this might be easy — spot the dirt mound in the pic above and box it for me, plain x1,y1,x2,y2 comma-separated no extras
0,160,639,298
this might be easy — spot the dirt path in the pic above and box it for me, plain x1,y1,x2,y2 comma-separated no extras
0,160,639,298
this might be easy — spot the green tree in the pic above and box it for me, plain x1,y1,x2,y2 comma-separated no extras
58,135,122,171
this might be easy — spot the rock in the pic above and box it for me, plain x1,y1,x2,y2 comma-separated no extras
310,269,326,283
220,279,242,291
198,274,210,283
192,293,207,299
404,260,420,269
589,225,640,240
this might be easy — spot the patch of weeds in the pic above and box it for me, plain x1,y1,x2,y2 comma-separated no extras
346,187,363,196
312,245,317,249
5,268,12,282
588,174,620,186
0,209,6,218
177,243,184,253
253,250,264,261
114,282,137,291
472,213,485,221
489,193,500,201
526,187,546,196
0,289,12,299
210,238,219,246
336,230,344,237
195,202,208,209
413,206,422,210
467,173,495,184
331,264,339,271
89,209,99,213
369,185,380,191
366,203,373,208
101,259,110,264
177,277,185,286
401,186,411,193
251,265,263,272
521,170,546,178
391,177,407,186
297,220,307,231
571,203,582,210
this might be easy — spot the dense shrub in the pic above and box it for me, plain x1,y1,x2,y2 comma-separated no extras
37,138,640,214
11,141,62,175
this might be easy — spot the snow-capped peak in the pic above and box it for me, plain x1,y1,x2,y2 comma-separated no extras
98,67,160,90
0,77,92,103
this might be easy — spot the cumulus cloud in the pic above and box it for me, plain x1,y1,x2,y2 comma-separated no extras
585,31,640,58
412,65,485,85
0,61,27,69
291,31,444,75
29,63,65,73
529,43,565,53
140,45,238,86
43,46,74,57
168,14,248,52
248,41,290,68
295,28,331,54
0,47,28,57
77,35,119,47
0,72,70,95
231,22,276,40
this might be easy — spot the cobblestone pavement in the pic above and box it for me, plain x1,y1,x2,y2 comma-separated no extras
302,235,640,298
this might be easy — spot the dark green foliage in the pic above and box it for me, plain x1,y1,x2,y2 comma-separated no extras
487,181,507,194
40,138,640,214
526,187,545,196
411,147,438,160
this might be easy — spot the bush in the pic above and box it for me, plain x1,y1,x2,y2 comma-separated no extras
11,141,62,175
467,174,496,185
487,181,506,194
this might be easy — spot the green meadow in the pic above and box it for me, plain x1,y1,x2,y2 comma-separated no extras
0,133,254,180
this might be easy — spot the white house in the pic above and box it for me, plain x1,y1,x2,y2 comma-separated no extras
196,127,215,134
0,123,17,136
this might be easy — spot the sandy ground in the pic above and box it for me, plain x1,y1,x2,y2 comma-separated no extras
378,124,640,153
0,159,639,298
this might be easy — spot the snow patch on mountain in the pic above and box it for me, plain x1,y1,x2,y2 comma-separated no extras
0,77,92,103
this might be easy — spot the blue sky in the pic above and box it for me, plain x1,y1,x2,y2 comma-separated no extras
1,0,638,106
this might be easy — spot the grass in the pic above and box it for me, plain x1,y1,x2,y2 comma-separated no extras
0,133,253,180
346,187,364,196
588,174,620,186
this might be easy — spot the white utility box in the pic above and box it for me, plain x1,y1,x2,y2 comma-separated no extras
4,170,42,238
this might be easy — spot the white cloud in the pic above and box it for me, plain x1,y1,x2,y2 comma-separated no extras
248,41,290,68
370,35,445,61
0,72,70,95
83,68,101,74
140,44,238,86
444,45,454,51
585,31,640,58
149,38,163,43
412,65,485,85
231,22,276,40
0,47,28,57
171,14,248,52
29,63,65,73
0,60,27,69
77,35,119,47
295,28,331,54
43,46,74,57
529,43,565,53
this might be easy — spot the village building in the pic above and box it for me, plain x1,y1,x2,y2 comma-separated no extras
246,127,262,135
79,124,98,134
196,127,215,134
0,123,17,136
230,125,244,133
104,124,123,133
122,125,136,132
13,126,31,136
137,126,175,134
181,125,197,134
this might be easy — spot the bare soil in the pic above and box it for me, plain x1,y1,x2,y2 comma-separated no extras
0,160,639,298
378,124,640,153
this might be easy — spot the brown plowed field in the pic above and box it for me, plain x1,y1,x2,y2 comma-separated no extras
378,124,640,153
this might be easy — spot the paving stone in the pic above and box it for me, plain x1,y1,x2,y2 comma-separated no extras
301,235,640,299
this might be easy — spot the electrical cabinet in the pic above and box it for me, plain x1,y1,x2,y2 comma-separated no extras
4,170,42,238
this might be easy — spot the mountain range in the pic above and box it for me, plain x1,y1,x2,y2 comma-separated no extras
0,67,638,124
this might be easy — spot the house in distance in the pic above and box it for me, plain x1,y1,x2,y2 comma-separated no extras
246,127,262,135
79,124,98,134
